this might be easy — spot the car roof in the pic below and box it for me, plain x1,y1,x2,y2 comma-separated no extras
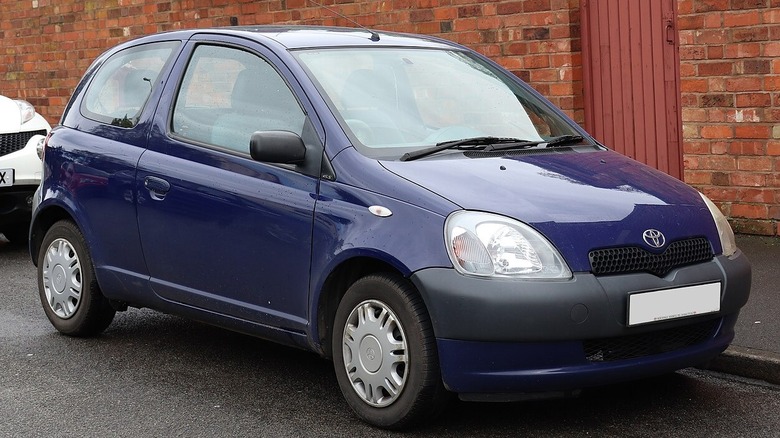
132,25,461,51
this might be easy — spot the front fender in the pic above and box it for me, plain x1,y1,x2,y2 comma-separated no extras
307,179,455,351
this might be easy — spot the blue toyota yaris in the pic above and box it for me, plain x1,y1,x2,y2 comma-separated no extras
30,26,751,429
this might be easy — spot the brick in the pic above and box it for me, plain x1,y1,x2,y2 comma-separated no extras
410,9,434,22
712,171,731,185
524,0,552,13
709,77,727,92
729,140,766,155
738,189,775,203
523,27,550,40
696,29,726,44
765,42,780,56
724,42,761,58
704,12,723,28
684,170,713,184
700,155,737,170
711,141,729,154
736,93,772,108
723,11,763,27
727,109,762,123
698,62,733,76
730,0,768,9
730,173,765,187
739,59,771,74
731,203,769,219
694,0,727,12
679,15,706,30
703,187,739,202
496,1,523,15
457,5,481,18
683,108,708,122
701,94,734,107
732,27,769,42
725,77,762,91
735,125,772,138
738,156,773,171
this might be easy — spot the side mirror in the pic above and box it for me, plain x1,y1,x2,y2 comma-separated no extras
249,131,306,165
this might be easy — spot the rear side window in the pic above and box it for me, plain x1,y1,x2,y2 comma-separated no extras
171,44,305,154
82,41,178,128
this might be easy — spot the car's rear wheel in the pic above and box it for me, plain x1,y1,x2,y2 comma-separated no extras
37,220,115,336
332,273,448,429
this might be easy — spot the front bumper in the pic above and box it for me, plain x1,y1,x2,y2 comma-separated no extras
410,251,751,395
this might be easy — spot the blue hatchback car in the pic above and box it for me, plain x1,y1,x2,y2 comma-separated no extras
30,26,751,429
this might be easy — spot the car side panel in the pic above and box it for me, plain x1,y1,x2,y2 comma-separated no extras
39,125,150,298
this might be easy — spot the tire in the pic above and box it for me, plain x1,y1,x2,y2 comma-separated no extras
332,273,449,429
37,220,115,336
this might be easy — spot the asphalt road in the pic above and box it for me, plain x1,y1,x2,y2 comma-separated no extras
2,239,780,437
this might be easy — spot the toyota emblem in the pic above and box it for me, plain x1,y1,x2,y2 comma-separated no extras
642,229,666,248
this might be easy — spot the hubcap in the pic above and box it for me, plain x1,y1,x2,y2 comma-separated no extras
41,238,82,319
342,299,408,407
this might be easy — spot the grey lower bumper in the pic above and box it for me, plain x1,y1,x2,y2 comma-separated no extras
410,251,751,342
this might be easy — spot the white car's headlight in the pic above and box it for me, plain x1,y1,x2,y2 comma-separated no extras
699,193,737,257
14,99,36,124
445,211,572,279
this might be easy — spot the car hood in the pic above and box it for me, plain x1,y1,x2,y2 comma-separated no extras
380,149,720,272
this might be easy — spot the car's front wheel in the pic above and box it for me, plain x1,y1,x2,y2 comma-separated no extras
332,273,448,429
37,220,115,336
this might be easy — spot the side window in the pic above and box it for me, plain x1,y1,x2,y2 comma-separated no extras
82,42,177,128
171,45,306,154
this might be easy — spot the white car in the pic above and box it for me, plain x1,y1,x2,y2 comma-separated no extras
0,95,51,243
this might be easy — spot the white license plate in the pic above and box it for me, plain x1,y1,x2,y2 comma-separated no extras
627,283,721,327
0,168,13,187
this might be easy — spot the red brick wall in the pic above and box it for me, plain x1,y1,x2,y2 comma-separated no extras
0,0,583,125
678,0,780,236
2,0,777,235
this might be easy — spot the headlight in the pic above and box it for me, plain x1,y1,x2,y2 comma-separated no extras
14,99,36,124
445,211,572,279
699,193,737,257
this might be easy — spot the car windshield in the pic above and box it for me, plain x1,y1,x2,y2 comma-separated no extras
295,47,584,159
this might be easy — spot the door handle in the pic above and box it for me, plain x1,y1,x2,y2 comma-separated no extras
665,19,675,45
144,176,171,200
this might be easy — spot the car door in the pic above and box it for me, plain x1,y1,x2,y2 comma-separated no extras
52,40,180,295
136,38,323,333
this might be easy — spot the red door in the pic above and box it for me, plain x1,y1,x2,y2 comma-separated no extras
581,0,683,179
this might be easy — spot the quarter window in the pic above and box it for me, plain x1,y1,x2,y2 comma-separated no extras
82,42,177,128
172,45,305,154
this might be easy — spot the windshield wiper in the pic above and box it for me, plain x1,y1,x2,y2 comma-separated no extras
400,137,536,161
484,134,585,152
544,134,585,147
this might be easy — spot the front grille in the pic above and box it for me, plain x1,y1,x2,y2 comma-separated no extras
584,318,720,362
0,130,47,157
589,237,713,277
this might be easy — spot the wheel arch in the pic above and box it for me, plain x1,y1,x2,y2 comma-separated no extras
314,255,413,359
29,203,77,266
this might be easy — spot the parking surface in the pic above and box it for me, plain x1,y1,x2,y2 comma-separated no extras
3,241,780,437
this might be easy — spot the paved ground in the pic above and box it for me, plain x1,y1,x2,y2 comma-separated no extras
2,239,780,436
708,234,780,385
731,235,780,352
